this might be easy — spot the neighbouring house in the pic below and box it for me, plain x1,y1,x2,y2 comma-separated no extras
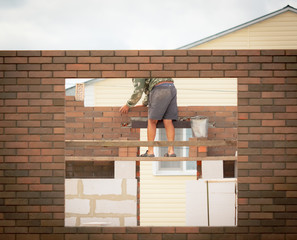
178,5,297,50
64,5,297,227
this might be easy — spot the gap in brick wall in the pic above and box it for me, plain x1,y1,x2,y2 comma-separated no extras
64,77,238,227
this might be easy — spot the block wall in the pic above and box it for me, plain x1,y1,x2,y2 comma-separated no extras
65,179,137,227
0,50,296,240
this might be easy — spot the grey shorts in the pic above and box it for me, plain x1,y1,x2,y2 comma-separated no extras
148,83,178,120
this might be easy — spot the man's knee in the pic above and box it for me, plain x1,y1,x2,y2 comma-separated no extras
148,119,158,125
163,119,173,125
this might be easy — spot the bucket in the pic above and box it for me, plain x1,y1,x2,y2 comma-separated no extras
190,116,209,138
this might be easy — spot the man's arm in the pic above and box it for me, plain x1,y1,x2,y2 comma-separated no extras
119,78,146,113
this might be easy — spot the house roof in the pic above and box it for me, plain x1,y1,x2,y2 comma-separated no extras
178,5,297,49
65,78,104,90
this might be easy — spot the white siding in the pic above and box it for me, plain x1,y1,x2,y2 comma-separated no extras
91,78,237,107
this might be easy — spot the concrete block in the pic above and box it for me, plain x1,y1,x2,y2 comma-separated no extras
95,200,137,215
202,160,223,179
65,217,77,227
65,179,78,195
80,217,120,227
115,161,136,179
186,180,208,226
125,217,137,226
82,179,122,195
126,179,137,196
65,199,90,214
208,181,237,226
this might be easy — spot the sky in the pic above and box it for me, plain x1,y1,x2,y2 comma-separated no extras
0,0,296,50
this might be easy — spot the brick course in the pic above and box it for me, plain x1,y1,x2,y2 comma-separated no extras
0,50,296,239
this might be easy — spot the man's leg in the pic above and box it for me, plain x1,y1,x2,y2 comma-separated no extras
163,119,175,155
147,119,158,155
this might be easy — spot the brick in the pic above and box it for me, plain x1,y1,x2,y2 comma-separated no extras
66,64,89,70
102,71,125,78
164,64,187,70
53,71,76,78
41,234,65,240
5,57,28,63
126,57,149,63
52,57,76,63
5,71,28,78
200,56,223,63
151,71,175,78
175,56,198,63
89,63,112,71
151,56,174,63
116,64,138,70
250,213,273,219
200,71,224,77
65,50,89,57
0,64,16,70
176,71,199,78
225,56,248,63
113,234,138,240
162,234,187,240
41,51,65,57
102,57,125,63
89,234,113,240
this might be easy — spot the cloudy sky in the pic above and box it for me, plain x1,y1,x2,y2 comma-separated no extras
0,0,296,50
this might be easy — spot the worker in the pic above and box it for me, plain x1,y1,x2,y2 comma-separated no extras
119,78,178,157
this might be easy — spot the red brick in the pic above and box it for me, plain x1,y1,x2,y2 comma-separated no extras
0,61,14,71
66,50,89,56
29,57,52,63
91,63,114,70
200,71,224,78
29,184,52,191
274,127,297,133
126,57,149,63
250,213,273,219
66,64,89,70
262,120,285,126
176,71,199,78
213,63,236,70
140,64,163,70
225,56,248,63
164,64,187,70
151,56,174,63
250,70,273,77
5,57,27,63
102,71,125,78
115,64,138,70
102,56,125,63
53,57,76,63
262,92,284,98
65,234,88,240
5,71,27,78
53,71,76,78
238,106,261,113
151,71,175,78
188,64,211,70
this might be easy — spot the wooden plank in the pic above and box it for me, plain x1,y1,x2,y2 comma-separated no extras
65,156,237,162
65,139,236,147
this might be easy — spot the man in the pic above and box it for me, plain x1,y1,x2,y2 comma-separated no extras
119,78,178,157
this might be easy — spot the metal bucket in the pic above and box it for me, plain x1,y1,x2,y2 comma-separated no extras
190,116,209,138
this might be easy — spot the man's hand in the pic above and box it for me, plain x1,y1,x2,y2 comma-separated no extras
119,105,130,114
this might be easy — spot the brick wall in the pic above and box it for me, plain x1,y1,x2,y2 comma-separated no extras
65,96,237,177
0,50,296,239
